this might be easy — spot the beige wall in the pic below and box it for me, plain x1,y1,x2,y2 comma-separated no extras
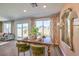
51,13,60,45
60,4,79,56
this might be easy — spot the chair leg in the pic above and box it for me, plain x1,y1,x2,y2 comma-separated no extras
24,52,25,56
18,48,19,56
29,48,32,56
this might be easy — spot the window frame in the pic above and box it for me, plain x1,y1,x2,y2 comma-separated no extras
16,23,28,39
35,18,51,37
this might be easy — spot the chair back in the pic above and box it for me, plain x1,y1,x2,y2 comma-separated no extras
31,44,45,56
16,42,30,56
16,43,30,52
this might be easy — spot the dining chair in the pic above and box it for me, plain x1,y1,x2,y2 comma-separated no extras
31,44,45,56
16,42,31,56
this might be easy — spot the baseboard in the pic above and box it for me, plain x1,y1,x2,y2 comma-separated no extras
59,46,66,56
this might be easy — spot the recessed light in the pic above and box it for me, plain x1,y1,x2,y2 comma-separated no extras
43,5,47,8
24,10,27,12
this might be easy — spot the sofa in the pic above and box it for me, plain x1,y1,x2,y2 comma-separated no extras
0,33,15,41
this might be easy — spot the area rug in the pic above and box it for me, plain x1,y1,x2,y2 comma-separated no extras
0,42,9,46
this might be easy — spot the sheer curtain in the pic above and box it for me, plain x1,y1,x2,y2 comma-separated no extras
3,22,11,33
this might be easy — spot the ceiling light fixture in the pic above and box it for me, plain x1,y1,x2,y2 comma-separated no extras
31,3,38,8
24,10,27,12
43,5,47,8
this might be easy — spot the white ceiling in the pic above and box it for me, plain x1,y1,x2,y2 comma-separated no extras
0,3,64,21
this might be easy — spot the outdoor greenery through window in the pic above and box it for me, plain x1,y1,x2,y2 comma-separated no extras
16,23,28,39
35,19,50,38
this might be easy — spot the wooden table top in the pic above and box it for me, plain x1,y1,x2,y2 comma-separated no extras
17,39,54,46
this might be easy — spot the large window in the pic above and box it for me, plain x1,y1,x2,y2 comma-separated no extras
16,23,28,39
35,20,50,37
3,22,11,33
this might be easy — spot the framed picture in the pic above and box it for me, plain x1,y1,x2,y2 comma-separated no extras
61,8,78,51
62,16,71,47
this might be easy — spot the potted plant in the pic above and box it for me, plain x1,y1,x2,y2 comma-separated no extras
30,26,40,40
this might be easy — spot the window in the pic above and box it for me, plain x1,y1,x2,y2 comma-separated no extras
23,23,28,38
3,22,11,33
35,20,50,37
16,23,28,39
17,24,22,39
44,21,50,37
36,21,43,36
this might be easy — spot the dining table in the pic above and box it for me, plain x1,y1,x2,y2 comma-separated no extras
16,38,54,56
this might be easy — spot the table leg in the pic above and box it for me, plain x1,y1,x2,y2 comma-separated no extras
48,45,51,56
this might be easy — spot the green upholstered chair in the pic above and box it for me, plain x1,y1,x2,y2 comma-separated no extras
31,45,45,56
16,43,30,56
